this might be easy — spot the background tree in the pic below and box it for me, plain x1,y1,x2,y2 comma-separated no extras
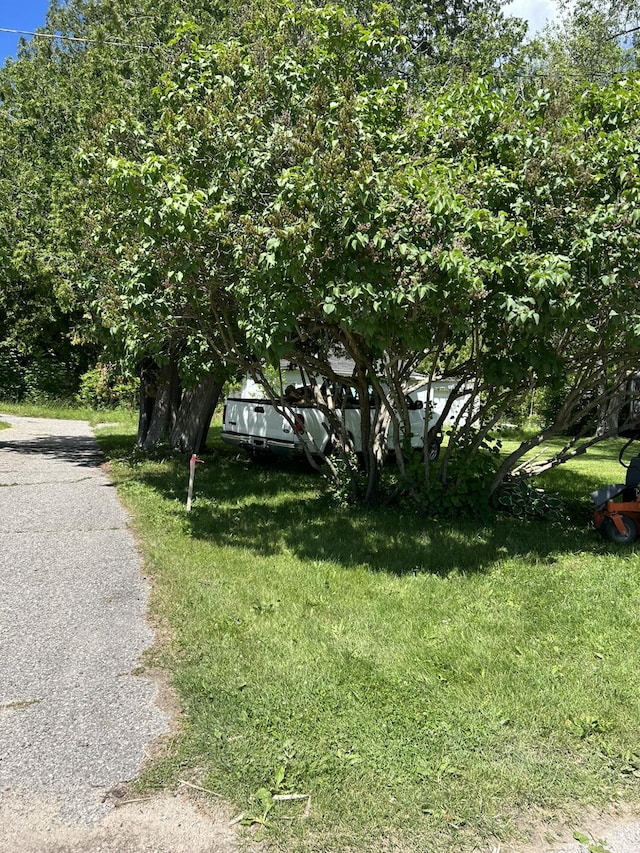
527,0,639,86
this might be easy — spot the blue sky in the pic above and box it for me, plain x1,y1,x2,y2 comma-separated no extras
0,0,51,65
0,0,557,68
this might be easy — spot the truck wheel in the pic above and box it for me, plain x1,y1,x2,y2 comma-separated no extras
601,514,638,544
427,437,441,462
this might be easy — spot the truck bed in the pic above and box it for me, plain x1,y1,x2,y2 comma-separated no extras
221,397,330,457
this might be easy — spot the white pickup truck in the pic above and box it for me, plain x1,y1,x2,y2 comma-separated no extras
221,371,443,462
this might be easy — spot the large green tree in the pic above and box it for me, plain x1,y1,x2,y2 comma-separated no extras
0,0,527,448
0,0,524,406
6,0,640,508
0,0,234,443
100,0,640,508
527,0,639,85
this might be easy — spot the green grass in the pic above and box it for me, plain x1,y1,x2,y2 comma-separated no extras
0,399,136,428
90,420,640,852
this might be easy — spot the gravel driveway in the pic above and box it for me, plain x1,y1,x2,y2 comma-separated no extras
0,415,237,852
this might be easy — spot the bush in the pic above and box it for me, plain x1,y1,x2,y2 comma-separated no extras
23,358,76,402
77,364,137,409
494,478,564,522
0,349,79,403
403,435,502,520
0,348,25,401
323,449,369,506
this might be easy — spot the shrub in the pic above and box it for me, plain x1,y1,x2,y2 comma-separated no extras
494,478,564,522
403,435,502,520
0,349,79,402
23,358,76,402
77,364,137,409
0,348,25,401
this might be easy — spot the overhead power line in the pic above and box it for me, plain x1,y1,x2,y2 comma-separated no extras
0,26,156,52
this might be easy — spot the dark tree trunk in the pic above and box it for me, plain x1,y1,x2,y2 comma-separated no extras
170,373,224,454
596,387,623,437
136,358,158,447
141,360,181,450
137,357,159,448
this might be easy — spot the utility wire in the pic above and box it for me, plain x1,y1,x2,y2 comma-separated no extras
1,14,639,50
0,22,636,80
608,22,640,41
0,26,157,51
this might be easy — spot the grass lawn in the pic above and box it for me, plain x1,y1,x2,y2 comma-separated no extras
0,400,135,426
83,415,640,852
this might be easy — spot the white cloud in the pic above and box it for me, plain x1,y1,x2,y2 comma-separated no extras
506,0,559,34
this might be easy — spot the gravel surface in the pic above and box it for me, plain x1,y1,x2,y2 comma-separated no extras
0,414,166,823
0,415,237,852
495,809,640,853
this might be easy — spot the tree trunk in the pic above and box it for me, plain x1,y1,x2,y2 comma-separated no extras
595,365,627,438
170,373,224,454
137,357,159,448
141,360,181,451
596,390,623,437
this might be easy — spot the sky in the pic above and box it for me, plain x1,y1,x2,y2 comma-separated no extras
507,0,559,35
0,0,558,68
0,0,51,65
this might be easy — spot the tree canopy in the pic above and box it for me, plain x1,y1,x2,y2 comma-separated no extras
2,0,640,510
94,0,640,505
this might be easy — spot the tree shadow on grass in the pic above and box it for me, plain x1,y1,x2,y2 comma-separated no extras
123,445,623,578
118,441,322,503
540,463,623,499
192,495,617,576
